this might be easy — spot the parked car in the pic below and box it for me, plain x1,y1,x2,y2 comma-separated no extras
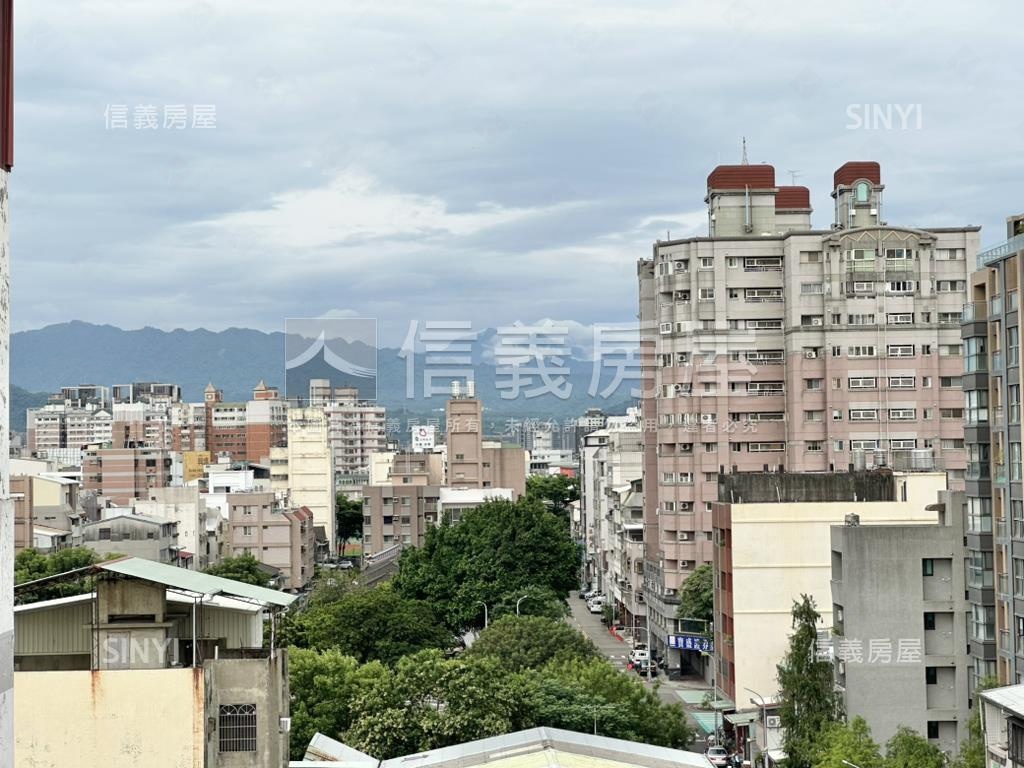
588,600,604,614
337,560,355,570
634,660,658,678
708,749,733,765
628,646,650,665
705,747,731,768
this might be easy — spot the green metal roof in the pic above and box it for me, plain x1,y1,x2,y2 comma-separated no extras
99,558,295,607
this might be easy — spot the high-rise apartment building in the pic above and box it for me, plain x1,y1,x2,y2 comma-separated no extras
81,446,173,505
245,380,287,463
318,383,387,489
639,159,977,653
962,212,1024,688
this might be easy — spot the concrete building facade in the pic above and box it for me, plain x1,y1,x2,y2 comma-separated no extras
638,160,976,666
223,491,315,590
961,215,1024,690
710,470,946,707
81,446,173,505
830,488,970,753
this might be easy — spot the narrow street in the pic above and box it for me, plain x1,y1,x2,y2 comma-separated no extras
567,593,715,749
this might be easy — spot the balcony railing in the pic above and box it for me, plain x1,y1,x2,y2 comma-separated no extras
979,232,1024,267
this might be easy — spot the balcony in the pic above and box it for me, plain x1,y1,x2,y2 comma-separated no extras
995,464,1008,483
993,351,1005,371
966,462,991,481
1011,290,1020,312
979,232,1024,267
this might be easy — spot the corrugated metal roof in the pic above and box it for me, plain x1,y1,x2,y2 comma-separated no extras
377,727,713,768
98,557,295,607
982,683,1024,714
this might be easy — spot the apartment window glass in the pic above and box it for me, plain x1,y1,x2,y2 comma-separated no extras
699,288,715,301
855,182,870,202
804,410,823,422
1011,385,1021,424
887,313,913,325
922,558,935,577
888,376,915,389
848,377,877,389
848,314,875,325
967,497,992,534
218,704,257,753
967,551,993,589
1014,443,1023,481
925,666,938,685
966,390,989,425
700,257,714,269
888,344,915,357
924,612,936,631
805,378,823,391
807,441,823,452
1014,500,1024,539
1015,559,1024,598
801,282,823,294
1010,326,1020,365
848,345,877,358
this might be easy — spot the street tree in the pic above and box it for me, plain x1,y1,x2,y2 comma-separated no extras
287,648,383,760
14,547,121,603
525,473,580,519
814,717,883,768
205,553,276,587
335,493,364,549
776,594,842,768
345,650,517,759
676,563,713,625
393,496,580,629
295,585,452,666
885,725,946,768
467,614,599,672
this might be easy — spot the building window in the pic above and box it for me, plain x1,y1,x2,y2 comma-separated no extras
925,666,938,685
807,441,823,452
699,288,716,301
805,378,823,391
700,257,714,269
926,721,939,740
924,612,936,631
855,182,870,202
922,558,934,577
218,704,257,753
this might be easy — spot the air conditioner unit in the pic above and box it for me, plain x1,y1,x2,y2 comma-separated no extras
805,350,818,359
766,715,781,729
680,532,692,541
279,717,292,734
811,318,823,326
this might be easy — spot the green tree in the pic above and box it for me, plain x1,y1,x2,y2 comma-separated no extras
335,493,364,547
295,585,452,666
884,725,945,768
525,473,580,518
14,547,119,603
467,614,599,672
345,650,517,759
953,676,997,768
205,553,276,587
287,648,383,760
676,563,713,625
536,657,693,748
776,594,842,768
393,496,580,630
813,717,883,768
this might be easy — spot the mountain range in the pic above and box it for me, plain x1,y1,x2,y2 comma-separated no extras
10,321,635,433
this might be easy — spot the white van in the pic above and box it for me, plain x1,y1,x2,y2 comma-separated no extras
629,644,649,664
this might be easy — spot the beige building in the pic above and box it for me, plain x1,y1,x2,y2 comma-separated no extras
277,407,336,551
639,159,976,665
445,386,526,496
135,485,215,570
710,470,945,708
13,557,294,768
223,491,315,590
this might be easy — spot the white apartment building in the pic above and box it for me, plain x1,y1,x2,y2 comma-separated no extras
638,159,976,655
320,385,387,489
581,410,646,633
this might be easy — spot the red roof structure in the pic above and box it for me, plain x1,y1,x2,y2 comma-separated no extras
834,161,881,188
707,164,776,190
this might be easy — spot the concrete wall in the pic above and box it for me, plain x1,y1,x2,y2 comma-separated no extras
205,653,289,768
14,668,205,768
720,473,945,702
832,506,970,753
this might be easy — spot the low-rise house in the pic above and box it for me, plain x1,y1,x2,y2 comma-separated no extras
13,557,295,768
79,511,183,565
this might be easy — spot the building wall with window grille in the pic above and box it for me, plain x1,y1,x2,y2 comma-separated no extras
637,159,975,670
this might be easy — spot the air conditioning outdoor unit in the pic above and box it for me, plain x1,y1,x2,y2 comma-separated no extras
805,350,818,359
766,715,781,729
811,318,823,326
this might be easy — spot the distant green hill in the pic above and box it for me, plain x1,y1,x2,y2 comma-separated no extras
12,385,49,435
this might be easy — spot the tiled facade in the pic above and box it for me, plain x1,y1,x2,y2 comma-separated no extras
638,160,976,662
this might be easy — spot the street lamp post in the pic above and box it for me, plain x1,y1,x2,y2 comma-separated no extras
516,596,528,615
745,687,767,768
478,601,489,629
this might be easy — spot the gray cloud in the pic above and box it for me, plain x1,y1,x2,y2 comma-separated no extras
11,0,1023,344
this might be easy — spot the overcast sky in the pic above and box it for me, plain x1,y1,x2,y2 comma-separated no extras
12,0,1023,345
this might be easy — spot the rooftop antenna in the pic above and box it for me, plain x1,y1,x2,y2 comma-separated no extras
741,137,749,165
788,170,801,185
